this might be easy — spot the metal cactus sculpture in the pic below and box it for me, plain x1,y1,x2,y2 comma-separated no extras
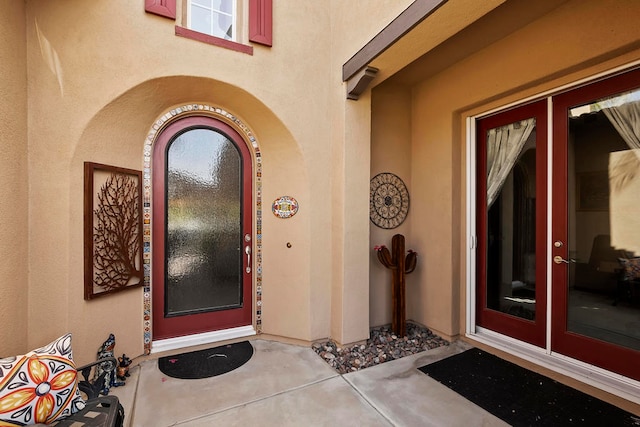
375,234,417,337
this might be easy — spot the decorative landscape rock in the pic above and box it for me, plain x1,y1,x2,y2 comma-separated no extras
312,323,448,374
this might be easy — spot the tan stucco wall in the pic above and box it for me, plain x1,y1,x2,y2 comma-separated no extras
23,0,327,362
2,0,418,363
371,0,640,339
370,84,413,328
0,1,28,357
327,0,413,344
10,0,638,371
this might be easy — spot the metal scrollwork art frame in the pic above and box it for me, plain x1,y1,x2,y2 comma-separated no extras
369,172,410,229
84,162,143,300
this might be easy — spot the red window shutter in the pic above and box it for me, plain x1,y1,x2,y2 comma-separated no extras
249,0,272,47
145,0,176,20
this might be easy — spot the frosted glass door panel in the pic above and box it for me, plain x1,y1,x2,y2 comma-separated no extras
165,128,242,316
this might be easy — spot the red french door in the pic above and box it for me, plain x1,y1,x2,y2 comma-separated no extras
551,68,640,381
476,100,548,348
477,68,640,381
152,116,253,340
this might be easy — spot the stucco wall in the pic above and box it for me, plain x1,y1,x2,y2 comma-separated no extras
22,0,328,362
10,0,417,363
0,1,28,357
14,0,638,366
371,0,640,339
325,0,413,344
369,84,412,328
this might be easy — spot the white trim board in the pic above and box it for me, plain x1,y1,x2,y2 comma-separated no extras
151,325,256,354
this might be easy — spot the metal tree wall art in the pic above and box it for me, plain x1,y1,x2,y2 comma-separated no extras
375,234,417,336
85,162,143,300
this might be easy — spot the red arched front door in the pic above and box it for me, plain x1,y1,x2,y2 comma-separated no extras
152,116,253,340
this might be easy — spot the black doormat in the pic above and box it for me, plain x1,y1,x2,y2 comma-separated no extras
158,341,253,379
419,348,640,426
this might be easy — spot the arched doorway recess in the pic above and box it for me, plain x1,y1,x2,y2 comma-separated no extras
142,104,263,355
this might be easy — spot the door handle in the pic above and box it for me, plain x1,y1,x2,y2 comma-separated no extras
553,255,576,264
245,246,251,273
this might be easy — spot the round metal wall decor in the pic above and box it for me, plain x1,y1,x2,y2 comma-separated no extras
369,172,410,229
272,196,299,218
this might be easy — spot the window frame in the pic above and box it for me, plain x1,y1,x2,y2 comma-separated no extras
145,0,272,52
187,0,238,42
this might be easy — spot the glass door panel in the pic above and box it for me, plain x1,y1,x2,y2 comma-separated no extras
476,100,547,347
486,119,537,320
166,128,242,315
552,68,640,381
566,91,640,351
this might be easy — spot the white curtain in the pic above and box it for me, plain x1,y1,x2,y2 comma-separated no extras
486,118,536,207
602,100,640,193
603,100,640,255
602,100,640,150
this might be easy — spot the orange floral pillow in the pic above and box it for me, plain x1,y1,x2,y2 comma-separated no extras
0,334,85,425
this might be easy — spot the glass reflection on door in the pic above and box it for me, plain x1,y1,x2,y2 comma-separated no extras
566,89,640,351
165,128,242,316
485,118,538,320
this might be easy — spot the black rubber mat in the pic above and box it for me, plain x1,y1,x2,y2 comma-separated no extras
158,341,253,379
419,348,639,426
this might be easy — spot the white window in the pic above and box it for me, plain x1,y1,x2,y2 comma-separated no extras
188,0,237,41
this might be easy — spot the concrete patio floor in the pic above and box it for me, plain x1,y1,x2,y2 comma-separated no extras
109,339,509,426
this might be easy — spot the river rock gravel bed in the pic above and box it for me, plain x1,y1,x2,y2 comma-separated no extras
312,323,449,374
